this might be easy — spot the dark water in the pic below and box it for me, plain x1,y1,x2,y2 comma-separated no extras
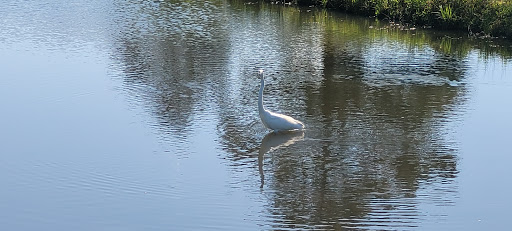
1,0,511,230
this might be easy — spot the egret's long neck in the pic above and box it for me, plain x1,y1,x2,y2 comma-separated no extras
258,76,266,114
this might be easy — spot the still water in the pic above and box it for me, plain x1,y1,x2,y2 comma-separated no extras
1,0,511,230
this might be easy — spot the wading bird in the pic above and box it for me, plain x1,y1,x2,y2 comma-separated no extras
257,70,305,132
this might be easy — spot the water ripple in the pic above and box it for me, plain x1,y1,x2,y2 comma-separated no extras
3,0,511,230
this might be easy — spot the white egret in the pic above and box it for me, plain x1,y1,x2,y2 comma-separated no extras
257,70,305,132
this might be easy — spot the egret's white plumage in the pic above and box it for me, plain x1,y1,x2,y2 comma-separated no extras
258,70,305,132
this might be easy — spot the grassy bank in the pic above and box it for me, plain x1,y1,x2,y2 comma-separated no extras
288,0,512,38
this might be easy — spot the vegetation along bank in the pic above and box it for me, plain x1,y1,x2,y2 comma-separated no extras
271,0,512,38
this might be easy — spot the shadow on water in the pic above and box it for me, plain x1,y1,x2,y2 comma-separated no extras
108,0,510,229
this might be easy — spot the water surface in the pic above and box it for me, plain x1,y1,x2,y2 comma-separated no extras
1,0,511,230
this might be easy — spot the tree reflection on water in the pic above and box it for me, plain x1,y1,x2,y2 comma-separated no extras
110,0,495,229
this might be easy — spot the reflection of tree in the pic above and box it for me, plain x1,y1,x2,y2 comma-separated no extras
259,78,461,228
217,4,466,229
112,1,470,229
110,0,230,137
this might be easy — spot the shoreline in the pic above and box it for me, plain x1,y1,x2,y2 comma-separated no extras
266,0,512,38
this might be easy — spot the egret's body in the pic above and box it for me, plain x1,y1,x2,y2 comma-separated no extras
258,70,305,132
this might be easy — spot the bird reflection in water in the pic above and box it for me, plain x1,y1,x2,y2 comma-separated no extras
258,130,305,188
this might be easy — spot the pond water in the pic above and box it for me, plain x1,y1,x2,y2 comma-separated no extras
1,0,511,230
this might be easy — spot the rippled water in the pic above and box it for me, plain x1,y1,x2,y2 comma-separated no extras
1,0,512,230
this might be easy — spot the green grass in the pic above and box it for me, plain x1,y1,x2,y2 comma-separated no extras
290,0,512,38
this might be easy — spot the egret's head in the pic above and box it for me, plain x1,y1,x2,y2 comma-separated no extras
258,69,264,79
